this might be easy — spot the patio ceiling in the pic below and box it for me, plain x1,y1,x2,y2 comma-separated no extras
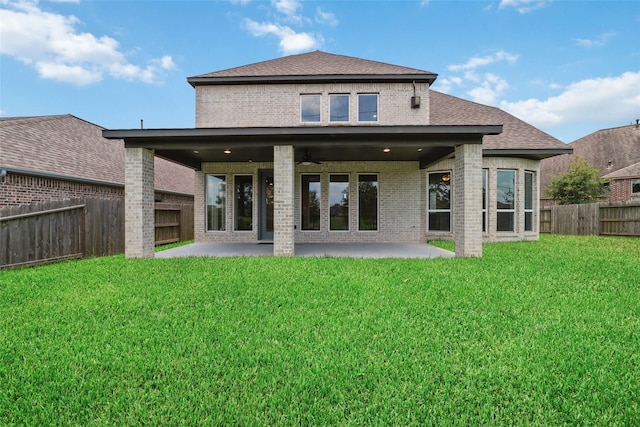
103,125,503,170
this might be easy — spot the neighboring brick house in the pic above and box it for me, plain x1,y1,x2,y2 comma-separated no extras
104,51,570,258
0,114,194,206
540,122,640,206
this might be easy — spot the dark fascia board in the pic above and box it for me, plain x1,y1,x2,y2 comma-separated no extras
187,74,438,87
102,125,502,149
483,148,573,160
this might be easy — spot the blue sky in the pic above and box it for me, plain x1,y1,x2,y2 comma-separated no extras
1,0,639,143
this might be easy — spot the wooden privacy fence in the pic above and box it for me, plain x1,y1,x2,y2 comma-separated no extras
1,198,194,269
540,202,640,236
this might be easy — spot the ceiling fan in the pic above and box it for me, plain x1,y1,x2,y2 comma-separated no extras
297,148,322,165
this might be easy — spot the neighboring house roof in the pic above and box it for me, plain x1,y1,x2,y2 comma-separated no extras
604,161,640,179
540,123,640,191
0,114,194,195
188,50,438,86
429,91,570,155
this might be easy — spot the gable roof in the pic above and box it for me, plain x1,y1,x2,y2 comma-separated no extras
429,91,570,155
541,123,640,190
188,50,437,86
604,161,640,179
0,114,194,195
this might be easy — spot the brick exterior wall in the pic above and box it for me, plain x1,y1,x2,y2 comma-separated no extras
609,178,640,202
453,144,483,257
124,147,155,258
0,173,123,207
273,146,295,256
195,82,430,128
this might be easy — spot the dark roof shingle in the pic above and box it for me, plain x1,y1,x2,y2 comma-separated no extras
0,114,194,195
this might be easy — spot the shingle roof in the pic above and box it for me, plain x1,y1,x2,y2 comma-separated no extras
189,50,437,84
429,91,568,152
604,161,640,179
540,123,640,189
0,114,193,195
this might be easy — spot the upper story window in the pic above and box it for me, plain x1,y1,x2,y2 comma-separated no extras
330,94,350,122
300,95,321,122
358,94,378,122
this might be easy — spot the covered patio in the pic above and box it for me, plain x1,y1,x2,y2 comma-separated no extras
156,242,454,259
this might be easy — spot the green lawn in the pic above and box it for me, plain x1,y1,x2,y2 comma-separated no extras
1,235,639,425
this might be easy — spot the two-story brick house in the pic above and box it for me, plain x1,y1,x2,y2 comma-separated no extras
104,51,570,258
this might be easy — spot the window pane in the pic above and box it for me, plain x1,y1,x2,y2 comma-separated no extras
301,175,321,231
525,212,533,232
482,170,487,210
525,172,533,210
429,212,450,232
358,94,378,122
301,95,320,122
497,212,514,232
330,174,349,231
235,176,252,231
330,94,349,122
358,174,378,231
633,179,640,194
206,175,226,231
429,172,451,210
497,170,515,210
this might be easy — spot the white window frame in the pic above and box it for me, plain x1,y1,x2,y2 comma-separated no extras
329,174,350,232
524,171,535,232
482,169,488,233
300,94,321,123
632,178,640,195
206,174,226,232
329,94,350,123
427,171,452,232
300,173,322,232
496,169,516,233
357,93,379,123
357,173,379,232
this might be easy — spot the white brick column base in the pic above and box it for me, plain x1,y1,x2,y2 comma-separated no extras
273,145,295,256
125,147,155,258
454,144,482,257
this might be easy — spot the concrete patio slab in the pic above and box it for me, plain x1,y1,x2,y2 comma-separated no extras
155,242,454,259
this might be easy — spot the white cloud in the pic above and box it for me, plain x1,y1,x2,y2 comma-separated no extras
230,0,251,4
244,19,321,54
468,73,510,104
498,0,551,13
448,51,518,72
315,7,338,27
272,0,301,17
0,0,175,85
574,32,615,47
500,72,640,128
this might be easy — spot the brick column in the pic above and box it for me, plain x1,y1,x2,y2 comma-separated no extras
454,144,482,257
273,145,295,256
125,147,155,258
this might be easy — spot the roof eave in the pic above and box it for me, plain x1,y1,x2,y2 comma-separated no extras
187,74,438,87
483,148,573,160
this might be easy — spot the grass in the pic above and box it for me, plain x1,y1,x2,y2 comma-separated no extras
1,235,639,425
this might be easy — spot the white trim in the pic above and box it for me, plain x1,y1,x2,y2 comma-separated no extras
427,170,452,233
300,94,321,123
357,93,379,123
205,174,227,232
329,94,350,123
496,169,516,233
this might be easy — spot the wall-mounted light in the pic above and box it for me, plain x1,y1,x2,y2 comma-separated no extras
383,147,391,153
193,150,199,154
442,174,450,182
224,149,231,154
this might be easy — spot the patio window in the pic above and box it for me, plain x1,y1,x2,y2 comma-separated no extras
358,174,378,231
633,179,640,194
497,170,516,232
428,172,451,232
234,175,253,231
329,174,349,231
300,95,321,123
482,169,488,233
301,174,321,231
206,175,226,231
330,94,349,122
358,94,378,122
525,171,534,232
